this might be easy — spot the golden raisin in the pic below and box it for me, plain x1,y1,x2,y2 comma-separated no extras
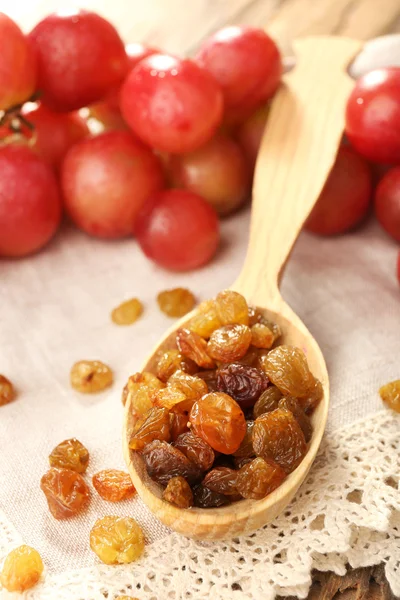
253,408,307,473
129,407,171,450
250,324,274,349
0,545,43,592
248,308,281,341
92,470,135,502
187,299,221,338
162,475,193,508
189,392,246,454
233,421,255,458
278,396,313,442
122,372,164,420
90,516,144,565
0,374,15,406
169,411,190,441
168,370,208,400
49,438,89,473
215,290,249,325
157,287,196,317
111,298,143,325
70,360,113,393
156,349,197,382
236,457,286,499
379,380,400,413
261,346,318,398
40,467,90,519
176,328,215,368
253,386,282,419
207,324,252,362
153,386,187,411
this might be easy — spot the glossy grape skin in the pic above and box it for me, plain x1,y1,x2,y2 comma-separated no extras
196,26,281,124
374,166,400,242
0,14,37,111
61,131,164,238
22,104,89,170
305,146,372,236
236,104,269,171
29,10,128,112
168,134,250,216
345,68,400,164
89,43,159,131
134,189,220,271
120,54,223,153
0,145,62,257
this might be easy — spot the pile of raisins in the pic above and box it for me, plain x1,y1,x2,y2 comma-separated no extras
126,290,323,508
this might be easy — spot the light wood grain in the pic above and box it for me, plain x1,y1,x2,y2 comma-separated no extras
122,35,362,540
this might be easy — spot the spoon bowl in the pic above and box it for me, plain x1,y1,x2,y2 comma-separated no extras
123,35,361,540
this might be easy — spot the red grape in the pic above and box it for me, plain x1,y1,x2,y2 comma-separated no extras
345,68,400,164
61,131,164,239
0,13,37,111
0,145,61,257
374,166,400,242
168,133,250,216
120,54,223,153
22,103,89,170
196,26,281,124
29,10,128,112
305,146,371,236
134,189,220,271
236,104,269,171
89,43,159,131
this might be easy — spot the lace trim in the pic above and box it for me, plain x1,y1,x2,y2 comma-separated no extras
1,410,399,600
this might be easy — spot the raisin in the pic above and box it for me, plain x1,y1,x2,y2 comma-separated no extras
253,386,282,419
169,411,190,441
234,346,260,367
215,290,249,325
70,360,113,393
0,545,44,592
156,349,197,382
40,467,90,519
168,370,208,400
216,363,269,408
176,328,215,369
174,431,215,471
379,380,400,413
233,421,255,458
49,438,89,473
142,440,201,486
192,484,231,508
207,324,252,362
250,324,274,349
0,374,15,406
261,346,318,399
187,299,221,338
92,470,135,502
122,372,164,417
248,308,281,341
236,457,286,499
301,378,324,413
90,516,144,565
253,408,307,473
189,392,246,454
157,287,196,317
111,298,143,325
153,386,188,411
234,456,253,469
129,407,170,451
202,467,238,495
195,369,218,391
279,396,313,442
162,476,193,508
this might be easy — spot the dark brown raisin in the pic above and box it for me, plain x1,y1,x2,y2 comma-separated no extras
253,386,282,419
174,431,215,471
162,476,193,508
233,421,255,458
253,408,307,473
129,407,170,451
236,457,286,499
202,467,238,495
192,484,231,508
216,363,269,408
141,440,201,486
278,396,313,442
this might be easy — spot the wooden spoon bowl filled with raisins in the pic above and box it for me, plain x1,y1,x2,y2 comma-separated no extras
123,35,362,539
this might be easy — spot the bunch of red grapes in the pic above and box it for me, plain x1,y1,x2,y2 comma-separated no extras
0,11,399,281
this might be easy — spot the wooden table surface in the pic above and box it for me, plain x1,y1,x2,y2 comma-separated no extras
2,0,399,598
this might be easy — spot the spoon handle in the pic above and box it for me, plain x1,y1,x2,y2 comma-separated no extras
234,35,362,308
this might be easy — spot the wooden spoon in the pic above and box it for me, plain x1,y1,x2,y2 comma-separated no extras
123,36,361,540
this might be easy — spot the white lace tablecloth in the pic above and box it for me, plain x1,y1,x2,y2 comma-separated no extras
1,35,400,600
